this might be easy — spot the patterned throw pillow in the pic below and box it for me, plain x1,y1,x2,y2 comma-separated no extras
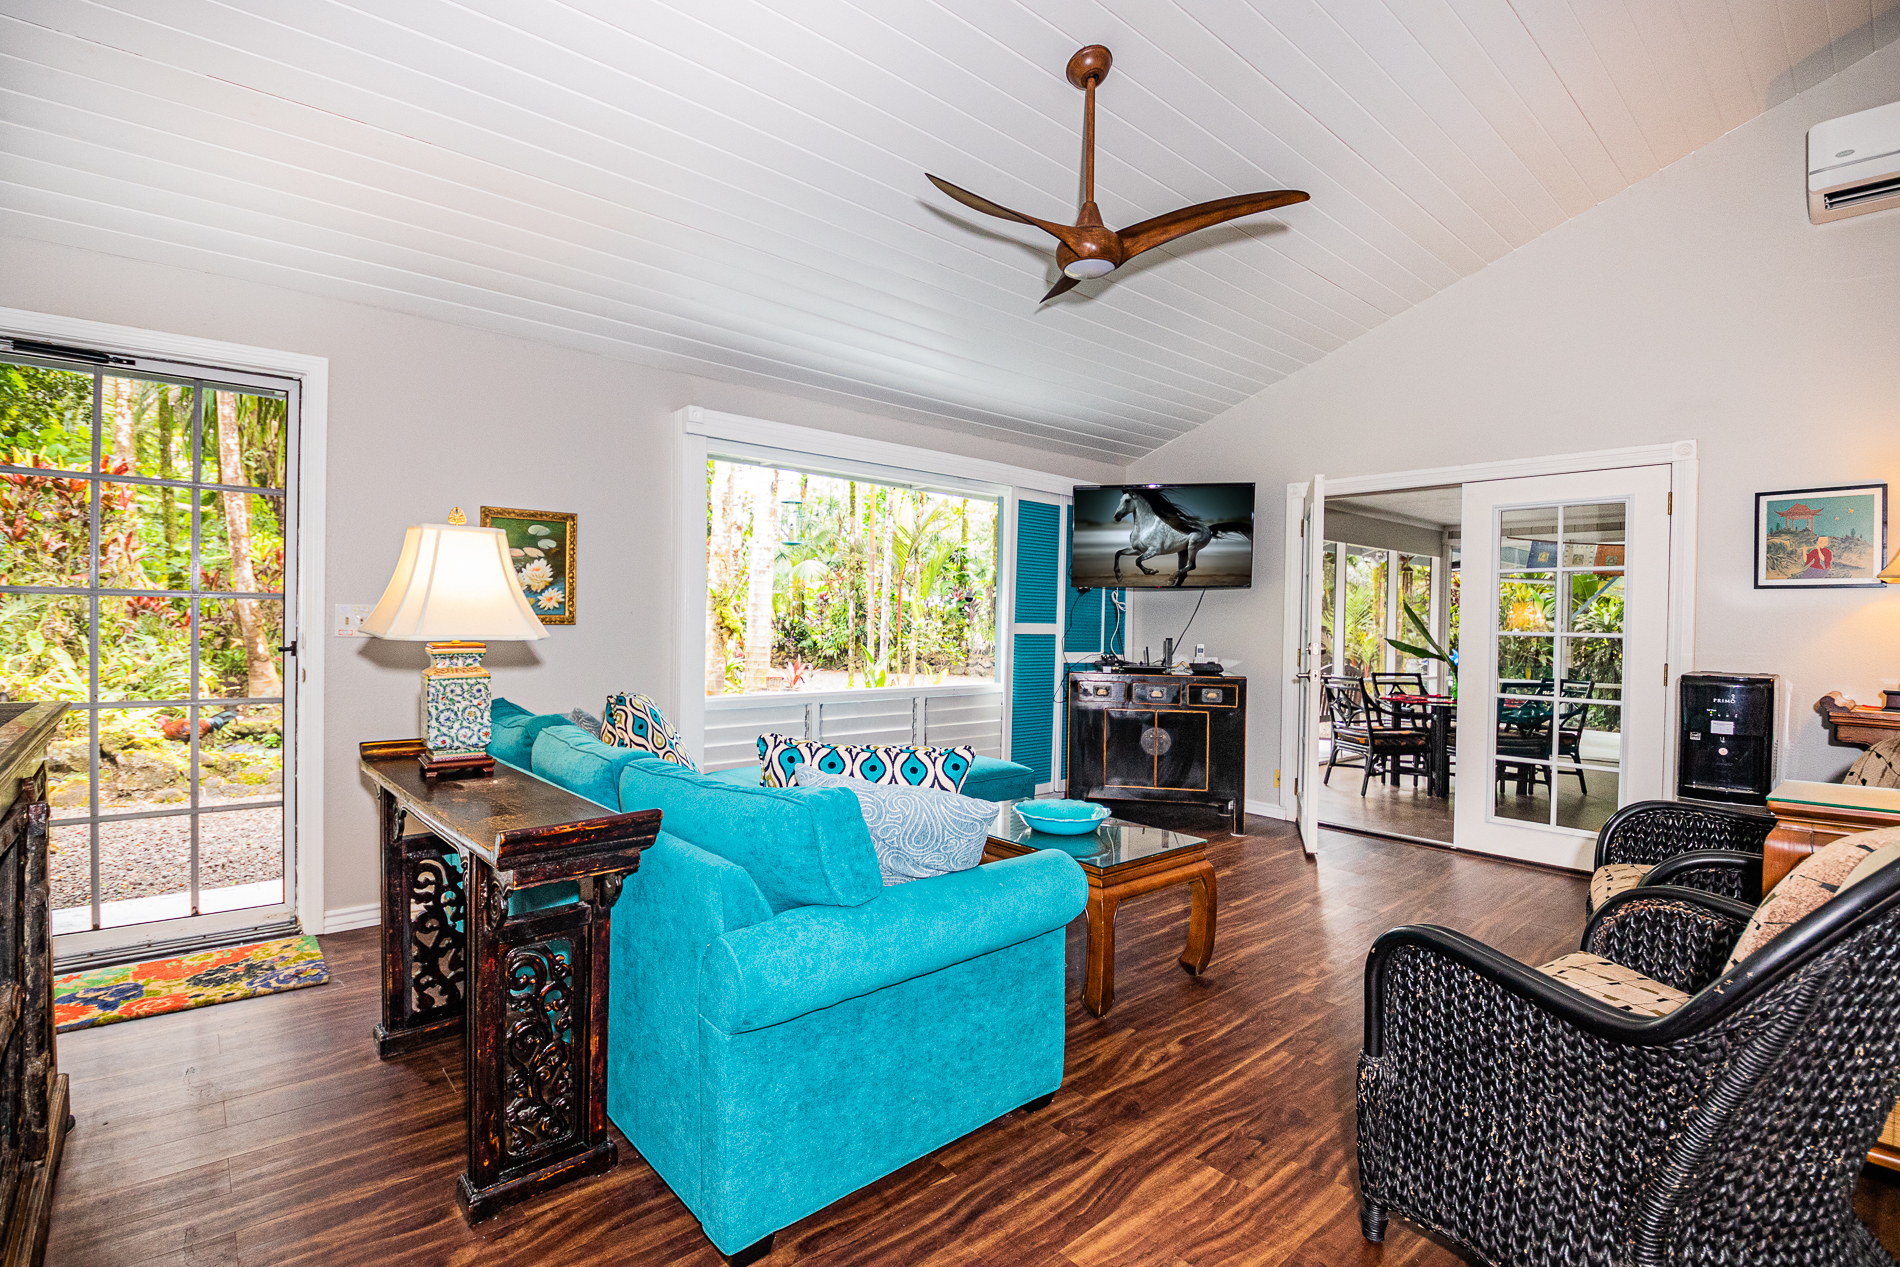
601,693,697,770
755,734,974,792
794,766,995,885
1846,735,1900,788
1723,826,1900,970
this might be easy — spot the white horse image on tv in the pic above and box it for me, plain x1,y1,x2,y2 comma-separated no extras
1112,488,1252,587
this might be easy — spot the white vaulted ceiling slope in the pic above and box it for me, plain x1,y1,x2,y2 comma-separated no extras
1,3,1894,460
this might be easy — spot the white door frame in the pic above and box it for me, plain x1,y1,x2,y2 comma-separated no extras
1279,441,1698,836
0,307,330,934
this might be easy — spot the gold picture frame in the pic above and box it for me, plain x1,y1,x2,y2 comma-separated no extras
480,506,577,625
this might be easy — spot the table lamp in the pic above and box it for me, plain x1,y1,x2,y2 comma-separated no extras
363,508,548,780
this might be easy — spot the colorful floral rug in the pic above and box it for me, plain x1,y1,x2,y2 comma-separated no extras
53,935,328,1032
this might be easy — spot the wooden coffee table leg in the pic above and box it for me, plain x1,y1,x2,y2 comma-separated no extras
1179,859,1217,976
1082,888,1120,1018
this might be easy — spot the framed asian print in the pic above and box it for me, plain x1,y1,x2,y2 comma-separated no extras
1754,484,1887,590
481,506,577,623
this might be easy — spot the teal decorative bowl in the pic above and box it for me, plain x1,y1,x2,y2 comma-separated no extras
1015,799,1111,835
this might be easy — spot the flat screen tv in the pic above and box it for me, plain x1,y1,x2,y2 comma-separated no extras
1071,483,1256,590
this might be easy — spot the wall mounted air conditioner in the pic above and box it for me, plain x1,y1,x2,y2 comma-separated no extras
1809,100,1900,224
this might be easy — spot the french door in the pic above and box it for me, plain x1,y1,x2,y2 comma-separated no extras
1293,476,1325,855
1,347,300,965
1453,467,1672,869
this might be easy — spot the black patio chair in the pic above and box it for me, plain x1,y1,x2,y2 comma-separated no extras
1322,676,1428,795
1496,679,1593,796
1358,829,1900,1265
1585,798,1773,914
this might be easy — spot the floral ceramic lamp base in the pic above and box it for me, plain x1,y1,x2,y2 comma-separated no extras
420,640,496,782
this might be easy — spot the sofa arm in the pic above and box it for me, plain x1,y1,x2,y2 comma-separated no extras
700,850,1087,1035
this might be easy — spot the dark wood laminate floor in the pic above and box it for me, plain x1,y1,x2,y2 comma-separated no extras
44,813,1900,1266
1319,768,1622,846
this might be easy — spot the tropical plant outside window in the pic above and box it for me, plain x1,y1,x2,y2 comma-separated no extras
1323,542,1457,689
706,458,998,696
1339,545,1388,677
1497,570,1625,733
2,358,290,933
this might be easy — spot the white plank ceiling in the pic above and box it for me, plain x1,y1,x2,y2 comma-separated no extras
1,2,1893,461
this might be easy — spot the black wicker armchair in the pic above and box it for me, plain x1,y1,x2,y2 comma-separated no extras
1357,860,1900,1266
1587,798,1774,914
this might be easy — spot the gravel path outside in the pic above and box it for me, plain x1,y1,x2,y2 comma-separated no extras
49,798,283,912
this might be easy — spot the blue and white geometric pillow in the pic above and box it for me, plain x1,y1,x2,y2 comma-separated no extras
601,692,697,770
757,733,808,787
793,766,995,885
756,734,974,792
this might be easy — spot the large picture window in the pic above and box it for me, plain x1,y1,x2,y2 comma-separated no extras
705,457,998,696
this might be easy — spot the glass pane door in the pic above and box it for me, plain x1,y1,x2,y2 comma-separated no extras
1,356,297,959
1454,466,1670,869
1492,502,1625,832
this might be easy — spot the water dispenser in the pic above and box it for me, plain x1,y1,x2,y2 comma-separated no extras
1677,672,1780,806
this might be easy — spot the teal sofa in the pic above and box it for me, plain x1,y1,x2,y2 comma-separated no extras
487,700,1086,1262
704,753,1036,802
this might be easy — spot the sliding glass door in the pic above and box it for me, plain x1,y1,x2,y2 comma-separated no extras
1,351,299,963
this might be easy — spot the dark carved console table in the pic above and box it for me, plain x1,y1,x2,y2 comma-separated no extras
0,702,72,1267
358,740,658,1222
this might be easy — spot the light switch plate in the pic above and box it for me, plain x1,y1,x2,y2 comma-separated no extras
335,603,373,637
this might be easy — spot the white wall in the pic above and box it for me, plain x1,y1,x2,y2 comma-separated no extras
0,235,1123,920
1129,41,1900,806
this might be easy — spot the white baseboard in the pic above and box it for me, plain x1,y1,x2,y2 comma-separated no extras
321,903,379,934
1245,799,1292,820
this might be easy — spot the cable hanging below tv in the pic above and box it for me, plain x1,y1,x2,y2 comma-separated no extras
1071,483,1256,590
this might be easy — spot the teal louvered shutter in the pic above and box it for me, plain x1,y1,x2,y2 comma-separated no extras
1010,499,1061,787
1061,505,1099,780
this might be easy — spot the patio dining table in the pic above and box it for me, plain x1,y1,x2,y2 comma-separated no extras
1386,693,1455,799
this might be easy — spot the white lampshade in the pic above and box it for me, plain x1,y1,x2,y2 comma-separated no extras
1063,257,1116,279
363,522,549,641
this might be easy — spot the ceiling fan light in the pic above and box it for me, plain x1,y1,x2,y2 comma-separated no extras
1063,258,1116,279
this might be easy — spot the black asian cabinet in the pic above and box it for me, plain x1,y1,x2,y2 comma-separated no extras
1067,672,1246,833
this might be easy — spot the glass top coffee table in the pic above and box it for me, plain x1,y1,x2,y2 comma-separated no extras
983,799,1216,1017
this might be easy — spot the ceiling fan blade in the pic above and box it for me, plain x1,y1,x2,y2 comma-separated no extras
1118,190,1310,260
926,174,1086,251
1040,273,1083,303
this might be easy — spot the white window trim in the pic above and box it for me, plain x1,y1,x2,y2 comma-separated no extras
0,306,330,936
673,407,1076,768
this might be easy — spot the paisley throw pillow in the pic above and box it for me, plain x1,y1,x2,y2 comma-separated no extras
601,692,697,770
794,766,995,885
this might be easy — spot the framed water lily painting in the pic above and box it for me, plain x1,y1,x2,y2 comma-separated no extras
481,506,577,623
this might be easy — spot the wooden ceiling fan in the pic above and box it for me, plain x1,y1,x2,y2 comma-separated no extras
927,45,1310,302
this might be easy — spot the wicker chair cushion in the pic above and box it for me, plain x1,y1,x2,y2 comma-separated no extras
1536,951,1689,1017
1588,862,1654,913
1724,826,1900,970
